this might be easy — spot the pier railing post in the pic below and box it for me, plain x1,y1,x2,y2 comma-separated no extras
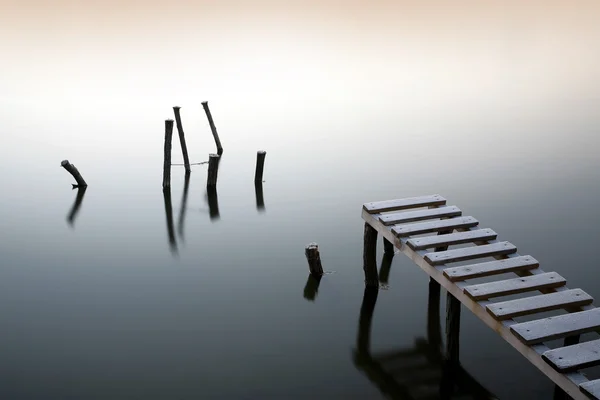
162,120,174,188
173,107,191,173
363,223,379,286
201,101,223,155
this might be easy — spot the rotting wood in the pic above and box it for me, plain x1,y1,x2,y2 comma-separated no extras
201,101,223,155
425,241,517,266
543,339,600,372
392,216,479,237
487,289,593,321
511,308,600,346
254,150,266,183
407,229,498,251
444,255,539,282
61,160,87,187
173,107,191,173
464,272,566,301
162,120,174,188
363,195,446,214
305,242,324,276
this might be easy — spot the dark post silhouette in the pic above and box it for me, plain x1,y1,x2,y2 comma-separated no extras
177,172,191,239
162,187,177,254
305,243,324,276
303,275,322,301
61,160,87,187
378,252,394,284
254,150,266,183
255,182,265,212
66,186,87,226
162,120,174,188
383,238,394,255
173,107,191,173
363,223,379,286
201,101,223,155
207,154,220,188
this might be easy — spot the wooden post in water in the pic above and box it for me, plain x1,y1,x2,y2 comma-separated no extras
173,107,191,173
446,292,461,365
383,238,394,255
427,278,442,349
162,120,174,188
254,151,266,183
61,160,87,187
201,101,223,155
305,243,324,276
206,187,220,221
206,154,220,188
378,252,394,284
363,223,379,286
255,182,265,212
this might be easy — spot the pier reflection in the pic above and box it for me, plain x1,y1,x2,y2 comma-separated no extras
162,187,178,255
66,186,87,227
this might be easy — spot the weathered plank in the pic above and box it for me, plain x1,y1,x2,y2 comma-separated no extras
464,272,566,301
580,379,600,398
487,289,593,320
511,308,600,346
407,229,497,251
379,205,462,226
392,216,479,237
443,255,539,282
543,338,600,372
424,242,517,266
363,195,446,214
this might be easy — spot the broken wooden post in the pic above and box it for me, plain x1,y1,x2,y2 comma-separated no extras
303,275,322,301
206,154,220,188
162,120,174,188
201,101,223,155
173,107,191,173
254,150,266,183
305,242,324,276
255,182,265,212
60,160,87,187
363,223,379,286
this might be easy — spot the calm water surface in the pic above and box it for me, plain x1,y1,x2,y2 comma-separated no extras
1,2,600,399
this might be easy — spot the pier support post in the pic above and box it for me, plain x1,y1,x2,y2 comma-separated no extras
206,154,220,188
446,292,461,364
173,107,191,173
427,278,442,349
378,252,394,284
305,243,324,276
61,160,87,187
254,151,266,183
162,120,174,188
383,237,394,255
201,101,223,155
363,223,379,286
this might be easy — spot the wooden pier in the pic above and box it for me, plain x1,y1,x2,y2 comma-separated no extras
362,195,600,400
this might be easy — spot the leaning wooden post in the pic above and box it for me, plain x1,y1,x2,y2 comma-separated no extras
173,107,191,173
162,120,174,188
60,160,87,187
254,151,266,183
305,243,324,276
201,101,223,155
363,223,379,286
206,154,220,188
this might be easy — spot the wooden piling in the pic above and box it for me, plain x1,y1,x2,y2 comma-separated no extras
201,101,223,155
378,253,394,284
383,237,394,255
305,243,324,276
206,154,220,187
446,292,461,365
162,120,174,188
60,160,87,187
363,223,379,286
173,107,191,173
254,150,266,183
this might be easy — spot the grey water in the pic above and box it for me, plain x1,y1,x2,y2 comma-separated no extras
2,5,600,398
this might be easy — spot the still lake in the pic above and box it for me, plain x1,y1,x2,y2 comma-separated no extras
2,5,600,398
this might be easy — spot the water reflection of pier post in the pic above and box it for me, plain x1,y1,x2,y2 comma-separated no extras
66,186,87,227
177,172,191,239
162,187,178,254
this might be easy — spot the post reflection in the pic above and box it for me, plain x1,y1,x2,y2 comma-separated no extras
66,186,87,227
162,187,178,255
177,171,191,240
353,281,498,399
255,182,265,212
303,274,322,301
206,187,220,221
